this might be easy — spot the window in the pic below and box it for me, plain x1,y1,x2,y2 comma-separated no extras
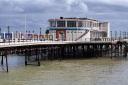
87,21,90,27
50,21,56,27
78,21,83,27
57,21,65,27
90,22,92,27
93,23,96,27
67,21,76,27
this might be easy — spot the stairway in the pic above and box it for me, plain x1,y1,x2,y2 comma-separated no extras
75,29,89,41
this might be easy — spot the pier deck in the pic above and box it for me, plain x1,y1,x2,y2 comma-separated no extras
0,40,127,72
0,41,119,48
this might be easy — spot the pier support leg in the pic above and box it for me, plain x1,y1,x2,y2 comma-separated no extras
37,55,40,66
111,44,113,59
1,55,3,66
5,54,8,72
25,50,28,66
35,48,40,66
25,56,27,66
0,51,9,72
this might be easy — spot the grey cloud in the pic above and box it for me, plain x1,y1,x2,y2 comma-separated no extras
87,2,128,13
0,0,88,14
0,0,128,32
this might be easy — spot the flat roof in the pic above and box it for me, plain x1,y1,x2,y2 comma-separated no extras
49,17,98,22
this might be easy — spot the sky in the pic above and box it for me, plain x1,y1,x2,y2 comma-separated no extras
0,0,128,33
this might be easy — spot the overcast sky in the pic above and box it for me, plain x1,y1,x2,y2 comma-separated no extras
0,0,128,33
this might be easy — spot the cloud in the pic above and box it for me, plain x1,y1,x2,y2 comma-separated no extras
65,0,87,11
0,0,88,14
0,0,128,32
88,0,128,7
0,0,128,14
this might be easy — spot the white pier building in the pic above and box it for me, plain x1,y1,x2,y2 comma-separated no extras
48,17,110,41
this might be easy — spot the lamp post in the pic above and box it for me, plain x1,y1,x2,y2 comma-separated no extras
125,32,127,39
0,27,1,34
26,30,27,42
32,30,35,41
40,27,42,41
0,28,1,41
15,31,18,42
120,31,122,41
40,27,42,35
72,30,73,41
7,26,10,44
110,31,112,41
115,31,117,40
127,32,128,39
0,27,1,38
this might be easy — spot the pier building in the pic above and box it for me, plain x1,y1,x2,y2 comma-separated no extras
48,17,110,41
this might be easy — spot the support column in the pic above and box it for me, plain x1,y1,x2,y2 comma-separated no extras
111,44,113,59
25,49,28,66
36,48,40,66
1,55,3,66
5,53,8,72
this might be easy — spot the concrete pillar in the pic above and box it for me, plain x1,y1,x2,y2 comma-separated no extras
107,22,110,38
65,20,67,27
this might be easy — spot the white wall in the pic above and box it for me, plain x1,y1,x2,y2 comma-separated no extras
81,30,90,41
49,30,56,40
107,23,110,38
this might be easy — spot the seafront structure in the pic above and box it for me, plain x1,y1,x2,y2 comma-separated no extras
48,17,110,41
0,17,127,72
0,32,53,42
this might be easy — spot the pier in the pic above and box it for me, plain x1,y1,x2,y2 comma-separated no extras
0,17,128,72
0,39,127,72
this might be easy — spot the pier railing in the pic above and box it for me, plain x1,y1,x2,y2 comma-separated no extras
0,37,127,46
0,38,127,48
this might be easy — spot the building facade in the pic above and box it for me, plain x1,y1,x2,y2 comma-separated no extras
48,17,110,41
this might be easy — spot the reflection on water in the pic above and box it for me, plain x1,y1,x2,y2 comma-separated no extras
0,55,128,85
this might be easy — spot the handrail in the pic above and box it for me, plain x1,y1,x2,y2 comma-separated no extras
75,30,89,41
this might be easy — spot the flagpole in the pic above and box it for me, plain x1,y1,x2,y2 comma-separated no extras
25,15,27,41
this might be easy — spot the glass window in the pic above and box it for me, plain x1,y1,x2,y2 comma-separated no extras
93,23,95,27
57,21,65,27
78,21,83,27
90,22,92,27
87,22,90,27
67,21,76,27
50,21,56,27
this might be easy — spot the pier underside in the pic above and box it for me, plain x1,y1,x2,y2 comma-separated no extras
0,41,127,72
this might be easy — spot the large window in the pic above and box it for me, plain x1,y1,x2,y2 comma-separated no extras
78,21,83,27
86,22,90,27
57,21,65,27
90,22,92,27
50,21,56,27
67,21,76,27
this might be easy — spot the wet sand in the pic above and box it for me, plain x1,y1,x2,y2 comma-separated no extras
0,56,128,85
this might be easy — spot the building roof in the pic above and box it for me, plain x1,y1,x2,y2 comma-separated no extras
49,17,98,22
